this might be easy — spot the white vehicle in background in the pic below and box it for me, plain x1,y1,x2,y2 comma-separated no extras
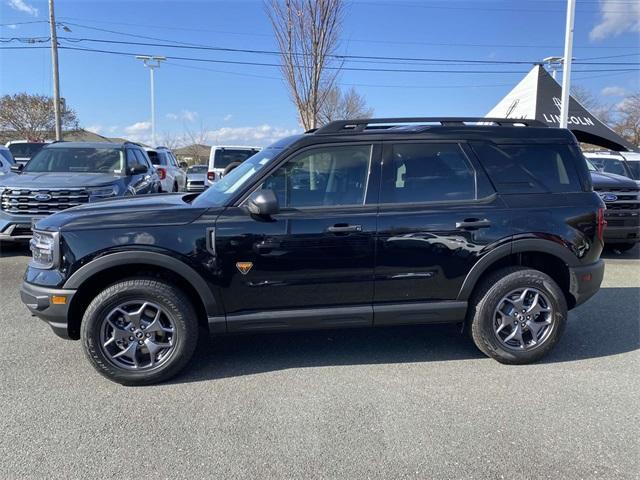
207,145,261,186
145,146,187,192
5,140,49,166
584,150,640,187
0,145,15,175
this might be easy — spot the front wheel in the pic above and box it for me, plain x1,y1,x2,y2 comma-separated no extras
81,278,199,385
468,267,567,364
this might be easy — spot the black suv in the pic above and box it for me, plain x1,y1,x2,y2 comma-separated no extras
21,118,606,385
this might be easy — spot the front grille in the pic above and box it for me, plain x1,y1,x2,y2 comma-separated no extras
1,188,89,215
595,188,640,218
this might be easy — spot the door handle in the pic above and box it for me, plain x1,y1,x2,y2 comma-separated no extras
326,224,363,233
455,218,491,229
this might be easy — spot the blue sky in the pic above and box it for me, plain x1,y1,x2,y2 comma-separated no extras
1,0,638,146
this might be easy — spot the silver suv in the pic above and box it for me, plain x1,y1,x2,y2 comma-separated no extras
145,147,186,192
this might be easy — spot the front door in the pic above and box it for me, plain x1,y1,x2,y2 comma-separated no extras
214,143,380,332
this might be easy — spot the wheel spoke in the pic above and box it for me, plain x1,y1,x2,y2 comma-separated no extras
495,311,512,334
144,310,174,334
503,324,525,348
112,341,139,367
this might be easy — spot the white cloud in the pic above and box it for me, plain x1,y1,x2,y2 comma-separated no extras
223,114,233,122
6,24,18,29
124,121,151,134
86,124,103,134
205,124,299,147
590,0,640,41
601,86,626,97
165,110,198,122
7,0,38,16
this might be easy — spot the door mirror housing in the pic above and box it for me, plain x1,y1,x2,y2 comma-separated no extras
10,163,23,173
246,189,279,217
130,164,148,175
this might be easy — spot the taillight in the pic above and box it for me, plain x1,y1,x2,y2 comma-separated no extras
207,171,216,182
597,207,606,243
156,167,166,180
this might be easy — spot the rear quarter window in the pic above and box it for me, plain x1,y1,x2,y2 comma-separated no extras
471,142,582,193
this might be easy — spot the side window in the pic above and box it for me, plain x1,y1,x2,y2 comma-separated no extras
381,143,477,204
126,149,140,171
133,149,151,170
261,144,372,208
472,142,582,193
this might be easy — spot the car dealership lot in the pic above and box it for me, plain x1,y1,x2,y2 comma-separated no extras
0,244,638,480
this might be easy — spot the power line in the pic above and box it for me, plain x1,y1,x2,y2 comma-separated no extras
4,35,637,67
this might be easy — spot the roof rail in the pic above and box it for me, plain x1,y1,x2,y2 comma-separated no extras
313,117,547,135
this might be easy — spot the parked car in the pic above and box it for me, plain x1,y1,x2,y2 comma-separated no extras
5,140,48,166
207,145,260,186
0,141,160,241
185,164,208,192
583,157,640,252
584,151,640,186
21,117,606,385
145,146,186,192
0,145,15,175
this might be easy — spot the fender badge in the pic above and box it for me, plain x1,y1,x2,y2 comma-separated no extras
236,262,253,275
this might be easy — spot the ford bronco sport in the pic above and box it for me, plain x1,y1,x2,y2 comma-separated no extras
21,118,606,385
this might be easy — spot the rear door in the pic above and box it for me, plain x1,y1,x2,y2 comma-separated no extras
374,141,508,324
214,142,381,332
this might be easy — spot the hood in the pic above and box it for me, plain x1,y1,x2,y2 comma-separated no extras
590,171,639,190
0,172,122,189
36,193,207,231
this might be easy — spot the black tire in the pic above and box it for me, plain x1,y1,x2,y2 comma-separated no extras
172,182,178,192
81,278,199,385
607,243,636,253
468,267,567,364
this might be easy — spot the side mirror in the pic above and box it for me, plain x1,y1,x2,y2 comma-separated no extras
130,164,148,175
246,189,279,217
10,163,23,173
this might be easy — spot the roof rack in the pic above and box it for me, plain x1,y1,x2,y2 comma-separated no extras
313,117,547,135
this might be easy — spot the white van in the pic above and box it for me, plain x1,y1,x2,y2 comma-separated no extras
207,146,261,186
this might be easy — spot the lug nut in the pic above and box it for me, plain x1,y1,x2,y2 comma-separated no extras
138,340,143,345
129,336,134,341
130,327,134,331
141,325,145,330
146,333,150,337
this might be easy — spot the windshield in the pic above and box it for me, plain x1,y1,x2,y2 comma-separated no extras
24,147,125,174
585,158,597,171
213,148,260,169
193,148,282,207
8,142,46,159
188,165,207,174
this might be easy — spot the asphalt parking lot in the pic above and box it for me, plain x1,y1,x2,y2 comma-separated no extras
0,243,638,480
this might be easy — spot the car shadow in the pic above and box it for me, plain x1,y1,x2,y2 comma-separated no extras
601,243,640,260
0,242,30,258
170,286,640,385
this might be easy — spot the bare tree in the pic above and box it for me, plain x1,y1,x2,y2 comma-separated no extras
613,92,640,147
571,85,614,125
318,86,374,124
160,131,183,150
0,93,78,140
182,122,210,166
266,0,344,130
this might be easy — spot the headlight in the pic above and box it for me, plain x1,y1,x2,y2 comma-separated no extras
88,184,119,201
29,230,59,269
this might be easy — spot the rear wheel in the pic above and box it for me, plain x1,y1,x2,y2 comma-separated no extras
468,267,567,364
172,181,178,192
81,278,199,385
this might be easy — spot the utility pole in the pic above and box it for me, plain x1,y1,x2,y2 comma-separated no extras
559,0,576,128
48,0,62,140
135,55,166,146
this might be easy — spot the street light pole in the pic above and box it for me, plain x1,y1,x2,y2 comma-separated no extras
559,0,576,129
135,55,166,146
48,0,62,140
